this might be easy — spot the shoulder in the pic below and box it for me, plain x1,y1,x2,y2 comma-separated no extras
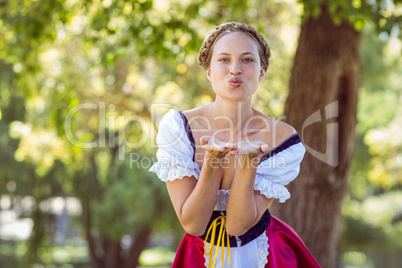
252,109,296,147
181,103,212,118
156,109,187,145
158,109,184,130
274,120,297,146
161,108,181,121
181,104,213,129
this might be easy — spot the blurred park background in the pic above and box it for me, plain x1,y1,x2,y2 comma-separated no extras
0,0,401,267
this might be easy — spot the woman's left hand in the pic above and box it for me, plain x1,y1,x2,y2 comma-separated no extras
228,140,269,158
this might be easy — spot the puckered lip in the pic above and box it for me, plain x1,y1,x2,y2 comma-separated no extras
228,77,242,83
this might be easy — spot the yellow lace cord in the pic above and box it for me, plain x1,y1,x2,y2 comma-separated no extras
204,215,231,268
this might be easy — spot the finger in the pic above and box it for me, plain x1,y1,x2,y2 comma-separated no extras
202,142,225,152
260,144,269,153
228,149,238,155
201,143,211,150
200,136,210,146
214,145,225,151
238,150,249,156
224,143,238,149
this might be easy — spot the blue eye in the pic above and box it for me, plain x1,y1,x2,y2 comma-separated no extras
243,58,253,62
219,58,229,62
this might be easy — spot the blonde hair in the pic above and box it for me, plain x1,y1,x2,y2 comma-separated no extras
198,22,271,70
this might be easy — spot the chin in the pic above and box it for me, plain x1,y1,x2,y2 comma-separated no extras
213,86,256,101
222,93,252,102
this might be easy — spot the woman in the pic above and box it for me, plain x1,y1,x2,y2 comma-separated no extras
150,22,320,268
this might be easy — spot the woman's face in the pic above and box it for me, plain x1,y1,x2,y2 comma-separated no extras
207,31,265,102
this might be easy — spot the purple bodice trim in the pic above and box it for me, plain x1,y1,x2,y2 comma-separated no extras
259,133,301,163
178,111,196,161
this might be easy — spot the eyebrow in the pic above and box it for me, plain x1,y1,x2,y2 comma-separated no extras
217,52,256,56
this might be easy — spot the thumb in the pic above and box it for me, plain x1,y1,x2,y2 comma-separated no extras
200,136,210,146
260,144,269,153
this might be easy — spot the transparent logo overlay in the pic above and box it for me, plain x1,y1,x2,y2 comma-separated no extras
65,101,339,168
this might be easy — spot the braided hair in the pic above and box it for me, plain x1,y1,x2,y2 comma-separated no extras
198,22,271,70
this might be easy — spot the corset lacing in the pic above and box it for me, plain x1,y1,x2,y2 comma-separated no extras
204,215,231,268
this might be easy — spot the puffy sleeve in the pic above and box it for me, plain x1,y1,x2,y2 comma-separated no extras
149,109,200,182
255,134,306,203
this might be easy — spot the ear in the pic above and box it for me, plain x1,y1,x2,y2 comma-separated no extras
259,67,266,82
206,67,212,81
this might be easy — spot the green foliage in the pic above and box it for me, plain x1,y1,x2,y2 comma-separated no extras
352,23,401,192
300,0,402,37
93,158,163,239
139,247,175,265
0,0,69,77
341,192,402,250
342,22,402,251
0,240,24,268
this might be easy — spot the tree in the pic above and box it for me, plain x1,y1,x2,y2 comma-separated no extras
270,1,401,267
1,1,300,266
0,0,201,266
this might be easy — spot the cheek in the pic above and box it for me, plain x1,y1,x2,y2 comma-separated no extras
210,65,227,79
246,65,261,80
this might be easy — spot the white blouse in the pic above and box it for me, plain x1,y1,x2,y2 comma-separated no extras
149,109,306,267
149,109,306,203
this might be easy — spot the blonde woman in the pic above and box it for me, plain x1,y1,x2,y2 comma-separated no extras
150,22,320,268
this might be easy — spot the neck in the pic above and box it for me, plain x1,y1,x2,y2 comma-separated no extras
211,96,255,142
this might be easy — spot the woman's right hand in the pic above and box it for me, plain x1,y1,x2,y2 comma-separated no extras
200,136,237,158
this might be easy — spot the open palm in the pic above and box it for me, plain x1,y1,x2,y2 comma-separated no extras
200,136,237,158
229,140,269,157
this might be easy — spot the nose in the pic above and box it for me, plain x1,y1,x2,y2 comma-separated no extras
229,61,242,75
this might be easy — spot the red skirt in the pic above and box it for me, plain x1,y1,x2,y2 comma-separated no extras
172,216,320,268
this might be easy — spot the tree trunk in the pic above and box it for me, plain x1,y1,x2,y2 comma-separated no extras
103,238,122,268
25,202,46,265
83,200,103,268
270,6,362,268
125,224,153,268
125,195,164,268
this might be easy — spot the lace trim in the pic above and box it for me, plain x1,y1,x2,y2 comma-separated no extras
203,233,269,267
254,173,291,203
257,232,269,267
203,242,211,268
149,162,199,182
214,190,230,211
218,189,230,194
203,227,269,267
